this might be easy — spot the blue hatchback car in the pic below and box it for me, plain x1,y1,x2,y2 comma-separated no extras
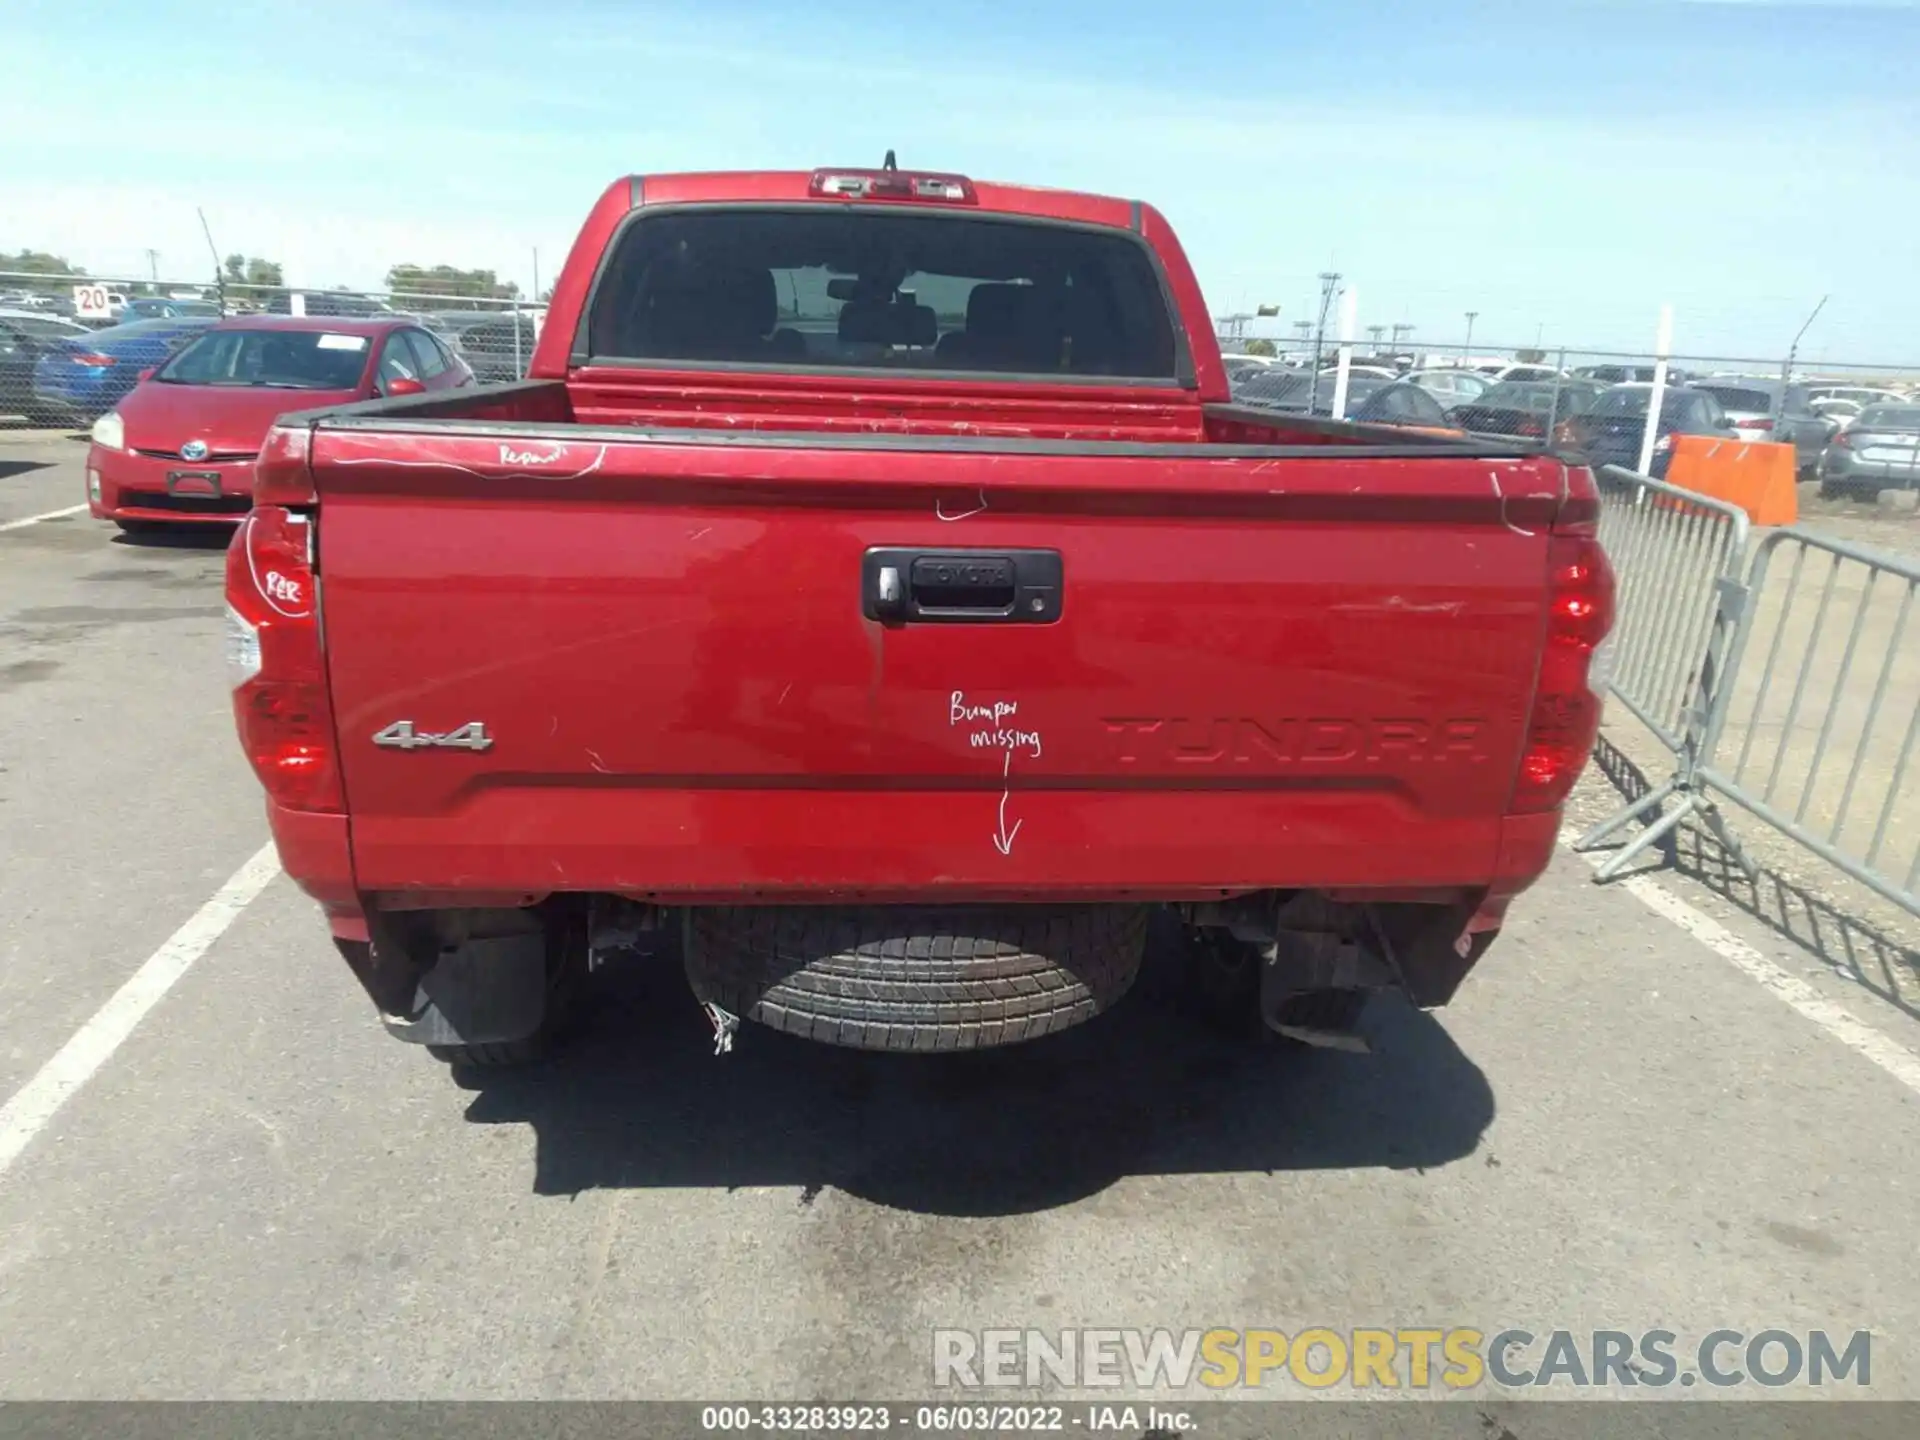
120,297,224,322
32,317,219,424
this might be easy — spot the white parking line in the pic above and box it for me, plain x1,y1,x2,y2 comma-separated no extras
0,504,88,533
1563,830,1920,1099
0,842,282,1180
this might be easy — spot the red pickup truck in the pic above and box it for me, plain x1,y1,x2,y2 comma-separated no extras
224,163,1614,1068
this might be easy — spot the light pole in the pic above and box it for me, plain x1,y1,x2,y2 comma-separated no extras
1783,295,1828,383
1778,295,1828,425
1309,272,1341,410
1464,311,1477,363
196,207,224,313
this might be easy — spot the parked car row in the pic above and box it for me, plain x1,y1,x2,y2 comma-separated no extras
418,309,542,384
23,316,221,427
1229,368,1462,433
2,299,548,424
1222,358,1916,492
1683,379,1832,473
0,308,94,424
1448,379,1606,439
80,315,475,531
1556,385,1742,478
0,288,221,325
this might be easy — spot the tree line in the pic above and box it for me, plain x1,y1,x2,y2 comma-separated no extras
2,249,539,306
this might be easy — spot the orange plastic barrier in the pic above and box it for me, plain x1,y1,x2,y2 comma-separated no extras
1666,436,1798,526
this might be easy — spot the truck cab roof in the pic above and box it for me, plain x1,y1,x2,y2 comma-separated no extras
617,167,1148,233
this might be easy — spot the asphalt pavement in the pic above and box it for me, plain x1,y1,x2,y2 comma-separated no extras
2,431,1919,1407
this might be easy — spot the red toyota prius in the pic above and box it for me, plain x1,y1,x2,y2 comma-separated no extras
84,315,472,531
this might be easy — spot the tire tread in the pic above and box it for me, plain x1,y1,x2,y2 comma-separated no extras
684,905,1146,1052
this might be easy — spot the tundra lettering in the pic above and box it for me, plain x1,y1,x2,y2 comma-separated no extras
1101,717,1492,766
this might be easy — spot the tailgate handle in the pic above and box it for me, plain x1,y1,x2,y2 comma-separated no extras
862,547,1062,625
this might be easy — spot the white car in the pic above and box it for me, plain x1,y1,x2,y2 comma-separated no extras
1405,368,1495,409
1222,354,1280,386
1490,363,1566,383
1811,397,1864,431
1806,384,1906,410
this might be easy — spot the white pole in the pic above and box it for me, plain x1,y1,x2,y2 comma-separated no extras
1330,285,1358,420
1636,303,1673,475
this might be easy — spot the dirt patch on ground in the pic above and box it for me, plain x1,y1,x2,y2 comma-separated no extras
1794,485,1920,562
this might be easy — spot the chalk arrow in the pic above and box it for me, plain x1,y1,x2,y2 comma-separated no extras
993,749,1023,856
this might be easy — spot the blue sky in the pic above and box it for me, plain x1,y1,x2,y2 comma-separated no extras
4,0,1917,360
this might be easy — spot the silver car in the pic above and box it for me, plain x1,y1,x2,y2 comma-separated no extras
1818,403,1920,499
1405,368,1493,409
1686,378,1832,474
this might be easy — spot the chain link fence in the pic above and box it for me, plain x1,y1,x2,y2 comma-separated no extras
1220,331,1920,398
1220,331,1920,506
1,271,546,425
1581,500,1920,919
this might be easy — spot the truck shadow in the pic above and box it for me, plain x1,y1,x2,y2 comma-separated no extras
1590,734,1920,1022
454,920,1495,1216
110,526,232,551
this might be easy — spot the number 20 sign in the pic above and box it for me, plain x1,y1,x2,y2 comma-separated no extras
72,284,112,320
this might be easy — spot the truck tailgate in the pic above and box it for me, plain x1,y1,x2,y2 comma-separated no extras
310,425,1563,898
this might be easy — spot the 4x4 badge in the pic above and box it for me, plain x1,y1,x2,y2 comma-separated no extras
372,721,493,752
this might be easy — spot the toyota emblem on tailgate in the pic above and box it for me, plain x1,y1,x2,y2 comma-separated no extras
180,439,209,461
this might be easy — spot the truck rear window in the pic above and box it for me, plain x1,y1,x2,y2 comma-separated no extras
584,208,1180,380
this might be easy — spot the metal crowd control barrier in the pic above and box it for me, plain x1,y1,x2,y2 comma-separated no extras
1694,531,1920,916
1575,467,1752,874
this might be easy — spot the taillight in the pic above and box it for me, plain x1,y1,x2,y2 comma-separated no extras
1746,417,1774,431
1511,515,1616,814
1517,417,1544,438
225,506,343,813
1832,430,1853,449
254,422,316,505
71,352,116,367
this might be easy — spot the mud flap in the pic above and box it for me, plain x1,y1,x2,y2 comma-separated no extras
1258,927,1392,1052
380,933,548,1047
